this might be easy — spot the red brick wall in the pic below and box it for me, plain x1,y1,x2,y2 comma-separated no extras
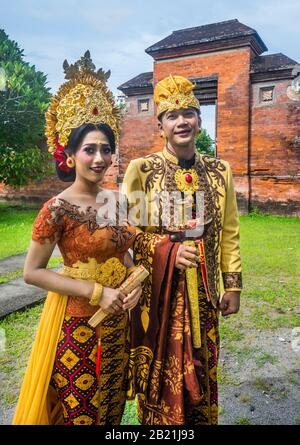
117,48,252,210
153,48,251,176
2,48,299,216
118,96,156,177
251,177,300,216
0,175,69,204
250,80,300,176
249,79,300,216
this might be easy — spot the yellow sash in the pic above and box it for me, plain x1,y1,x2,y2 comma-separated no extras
12,291,68,425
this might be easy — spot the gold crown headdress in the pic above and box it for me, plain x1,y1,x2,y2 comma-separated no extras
45,51,120,170
154,74,200,117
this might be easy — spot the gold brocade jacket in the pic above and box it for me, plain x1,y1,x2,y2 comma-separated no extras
122,147,242,307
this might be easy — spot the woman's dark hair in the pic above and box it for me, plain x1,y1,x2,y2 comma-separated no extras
55,122,116,182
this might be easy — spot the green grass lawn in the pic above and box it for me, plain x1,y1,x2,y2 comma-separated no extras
0,208,299,424
0,202,39,259
227,214,300,331
0,202,63,282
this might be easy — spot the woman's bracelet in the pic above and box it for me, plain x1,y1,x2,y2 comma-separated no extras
89,282,103,306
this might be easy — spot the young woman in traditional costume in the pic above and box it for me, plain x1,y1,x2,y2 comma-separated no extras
12,52,142,425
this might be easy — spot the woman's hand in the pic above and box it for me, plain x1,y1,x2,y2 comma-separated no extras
175,244,199,271
99,287,126,314
122,285,143,311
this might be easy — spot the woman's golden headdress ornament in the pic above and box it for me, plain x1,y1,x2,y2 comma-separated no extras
45,51,120,171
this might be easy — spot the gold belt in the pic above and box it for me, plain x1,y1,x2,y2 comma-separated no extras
62,257,127,289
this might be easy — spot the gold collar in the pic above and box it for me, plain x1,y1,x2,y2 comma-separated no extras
162,146,200,166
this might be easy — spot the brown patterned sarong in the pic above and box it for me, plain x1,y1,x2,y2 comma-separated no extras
128,233,219,425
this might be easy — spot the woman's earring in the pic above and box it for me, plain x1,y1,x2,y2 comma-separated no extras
66,156,75,168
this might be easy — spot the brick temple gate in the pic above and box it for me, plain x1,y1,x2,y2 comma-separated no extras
117,19,300,216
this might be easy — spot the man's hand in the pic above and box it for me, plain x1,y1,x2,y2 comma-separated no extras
175,244,199,271
218,291,240,317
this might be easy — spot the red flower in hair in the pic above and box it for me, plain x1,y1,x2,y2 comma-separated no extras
53,136,72,172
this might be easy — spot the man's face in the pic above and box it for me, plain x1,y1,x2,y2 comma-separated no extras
159,108,201,148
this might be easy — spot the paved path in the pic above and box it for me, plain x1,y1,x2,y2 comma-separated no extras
0,247,61,318
0,246,61,275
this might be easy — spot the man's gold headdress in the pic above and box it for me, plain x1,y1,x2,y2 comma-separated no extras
45,51,120,171
153,74,200,117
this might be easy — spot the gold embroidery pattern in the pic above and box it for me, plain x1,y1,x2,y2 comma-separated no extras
126,346,154,399
132,151,222,424
164,154,227,307
185,281,219,425
65,393,80,409
139,399,184,425
164,354,182,395
184,357,195,376
222,272,242,289
52,373,68,389
74,373,94,391
148,359,163,402
72,325,94,343
133,232,165,332
73,414,94,425
170,285,185,342
140,154,165,193
199,156,226,305
98,312,130,425
61,349,80,370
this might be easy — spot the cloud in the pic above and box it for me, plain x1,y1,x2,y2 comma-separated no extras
1,0,299,97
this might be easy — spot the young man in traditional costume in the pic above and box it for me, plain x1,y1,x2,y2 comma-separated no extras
123,75,242,425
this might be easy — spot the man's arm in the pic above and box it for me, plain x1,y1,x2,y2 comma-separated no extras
122,159,144,235
219,162,242,316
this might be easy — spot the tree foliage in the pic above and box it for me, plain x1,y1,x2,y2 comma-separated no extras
195,128,215,156
0,146,52,187
0,29,51,186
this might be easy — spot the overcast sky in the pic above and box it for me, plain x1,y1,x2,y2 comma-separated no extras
1,0,300,138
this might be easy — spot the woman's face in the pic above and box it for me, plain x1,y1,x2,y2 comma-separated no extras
73,129,112,183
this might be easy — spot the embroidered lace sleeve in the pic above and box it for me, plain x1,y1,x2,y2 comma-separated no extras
32,198,63,244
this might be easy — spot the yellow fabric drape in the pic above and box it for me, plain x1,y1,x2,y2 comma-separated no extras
12,291,68,425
